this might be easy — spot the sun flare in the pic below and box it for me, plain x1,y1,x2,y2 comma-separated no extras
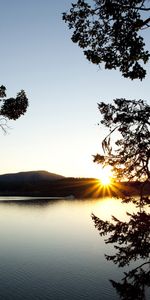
100,175,111,186
98,166,112,186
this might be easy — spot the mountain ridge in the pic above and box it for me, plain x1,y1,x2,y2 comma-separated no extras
0,170,65,183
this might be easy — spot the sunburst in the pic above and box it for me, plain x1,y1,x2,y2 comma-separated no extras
98,166,112,187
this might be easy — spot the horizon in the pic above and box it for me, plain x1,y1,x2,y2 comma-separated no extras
0,169,99,179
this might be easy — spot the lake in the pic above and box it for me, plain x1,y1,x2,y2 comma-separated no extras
0,196,149,300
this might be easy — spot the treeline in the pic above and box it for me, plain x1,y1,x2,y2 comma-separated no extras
0,177,149,198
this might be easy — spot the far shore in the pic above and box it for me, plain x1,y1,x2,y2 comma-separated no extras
0,179,149,200
0,171,149,200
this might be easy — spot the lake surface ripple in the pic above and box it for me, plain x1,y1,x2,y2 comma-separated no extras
0,196,147,300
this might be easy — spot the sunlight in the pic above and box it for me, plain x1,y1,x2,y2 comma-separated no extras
92,197,136,222
100,175,111,186
98,166,112,187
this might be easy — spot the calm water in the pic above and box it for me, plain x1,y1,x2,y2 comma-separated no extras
0,196,148,300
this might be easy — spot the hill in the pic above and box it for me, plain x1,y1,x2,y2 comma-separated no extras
0,170,65,196
0,170,64,184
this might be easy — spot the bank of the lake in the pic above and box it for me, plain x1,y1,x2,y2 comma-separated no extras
0,176,149,198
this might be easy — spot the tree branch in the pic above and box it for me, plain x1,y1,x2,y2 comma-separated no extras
142,17,150,26
123,261,150,280
92,4,150,13
0,118,9,134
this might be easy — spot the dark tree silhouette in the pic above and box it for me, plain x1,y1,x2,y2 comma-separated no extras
91,98,150,299
92,189,150,298
92,99,150,265
93,203,150,300
63,0,150,79
110,261,150,300
0,85,28,132
92,204,150,266
92,172,150,299
93,99,150,182
64,2,150,297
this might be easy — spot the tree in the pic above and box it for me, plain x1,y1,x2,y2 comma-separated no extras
63,0,150,80
110,262,150,300
91,98,150,299
0,85,28,133
92,198,150,267
92,98,150,263
64,2,150,298
93,98,150,182
92,188,150,299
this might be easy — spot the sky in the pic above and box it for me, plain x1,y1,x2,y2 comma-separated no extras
0,0,149,178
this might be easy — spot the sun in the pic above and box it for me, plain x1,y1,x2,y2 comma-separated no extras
98,166,112,186
100,175,111,186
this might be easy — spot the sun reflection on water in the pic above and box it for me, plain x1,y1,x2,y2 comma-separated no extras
91,197,136,222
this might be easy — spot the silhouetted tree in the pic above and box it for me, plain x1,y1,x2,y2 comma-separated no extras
63,0,150,79
110,261,150,300
93,98,150,182
92,192,150,298
64,2,150,298
92,205,150,265
92,174,150,298
92,98,150,262
0,85,28,133
91,98,150,299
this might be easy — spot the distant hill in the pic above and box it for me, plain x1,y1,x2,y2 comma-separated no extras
0,170,64,185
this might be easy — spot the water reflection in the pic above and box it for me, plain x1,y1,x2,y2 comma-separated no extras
0,196,148,299
110,261,150,300
92,194,150,300
0,196,122,300
0,199,58,207
0,196,66,207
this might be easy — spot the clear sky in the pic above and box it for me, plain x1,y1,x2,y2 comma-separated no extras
0,0,149,178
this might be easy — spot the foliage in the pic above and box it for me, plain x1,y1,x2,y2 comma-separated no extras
92,182,150,298
63,0,150,79
110,262,150,300
92,208,150,267
91,98,150,298
63,2,150,298
0,85,28,132
93,98,150,182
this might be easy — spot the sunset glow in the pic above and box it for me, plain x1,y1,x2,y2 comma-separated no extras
100,175,111,186
98,166,112,186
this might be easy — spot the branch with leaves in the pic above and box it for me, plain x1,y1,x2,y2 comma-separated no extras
91,97,150,298
0,85,28,133
93,98,150,182
110,261,150,300
63,0,150,79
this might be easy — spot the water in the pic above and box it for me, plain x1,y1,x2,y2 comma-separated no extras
0,197,146,299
